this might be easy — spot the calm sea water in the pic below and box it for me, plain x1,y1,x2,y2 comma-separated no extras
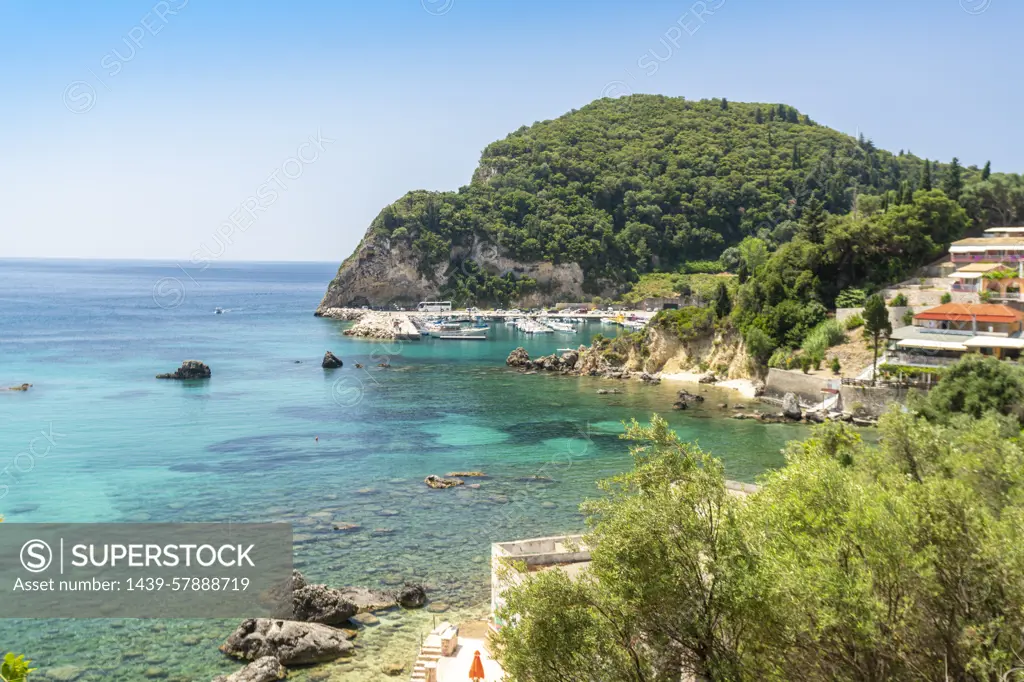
0,259,803,681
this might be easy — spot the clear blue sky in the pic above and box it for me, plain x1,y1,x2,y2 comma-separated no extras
0,0,1018,262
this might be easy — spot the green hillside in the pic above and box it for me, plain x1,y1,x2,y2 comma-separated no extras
368,94,971,291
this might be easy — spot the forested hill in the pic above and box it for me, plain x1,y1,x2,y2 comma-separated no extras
320,94,978,309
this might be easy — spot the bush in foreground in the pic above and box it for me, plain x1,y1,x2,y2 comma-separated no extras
493,412,1024,681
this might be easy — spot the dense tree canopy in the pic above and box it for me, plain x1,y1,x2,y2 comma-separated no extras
493,404,1024,682
364,95,975,296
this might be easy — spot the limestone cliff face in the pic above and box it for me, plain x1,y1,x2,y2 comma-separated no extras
318,228,602,310
626,326,754,379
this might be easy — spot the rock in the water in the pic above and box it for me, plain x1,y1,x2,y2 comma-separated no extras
445,471,486,478
292,578,358,625
506,347,530,367
7,383,31,391
212,656,286,682
752,380,766,397
698,372,718,384
338,587,399,613
782,392,802,420
424,475,464,489
394,583,427,609
639,372,660,384
596,388,623,395
673,389,705,409
220,619,353,665
156,360,211,380
321,351,343,369
381,662,406,676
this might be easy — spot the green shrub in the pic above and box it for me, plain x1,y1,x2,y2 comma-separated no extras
801,319,847,364
768,348,791,369
652,306,716,342
1,653,35,682
889,293,909,307
844,314,864,330
940,292,952,304
830,356,841,374
834,287,867,308
799,355,813,373
902,308,915,326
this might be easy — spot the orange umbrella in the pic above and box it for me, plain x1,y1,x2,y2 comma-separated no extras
468,650,485,681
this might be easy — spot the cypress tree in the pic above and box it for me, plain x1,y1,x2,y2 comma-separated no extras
720,97,728,110
943,157,963,200
982,160,991,180
755,108,763,124
922,159,933,191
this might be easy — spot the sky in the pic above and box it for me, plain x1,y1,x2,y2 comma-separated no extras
0,0,1019,263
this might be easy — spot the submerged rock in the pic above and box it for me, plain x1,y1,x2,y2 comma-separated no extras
339,587,398,613
156,360,211,380
596,388,623,395
445,471,486,478
321,351,343,369
212,656,286,682
7,383,31,391
394,583,427,609
424,475,464,489
220,619,353,665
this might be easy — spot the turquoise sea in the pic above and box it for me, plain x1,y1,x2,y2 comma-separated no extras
0,260,804,681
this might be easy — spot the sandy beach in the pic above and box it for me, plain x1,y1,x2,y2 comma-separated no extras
658,371,760,399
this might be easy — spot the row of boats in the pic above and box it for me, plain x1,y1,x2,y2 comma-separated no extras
418,314,649,340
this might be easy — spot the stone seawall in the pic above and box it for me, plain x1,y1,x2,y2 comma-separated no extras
763,368,831,406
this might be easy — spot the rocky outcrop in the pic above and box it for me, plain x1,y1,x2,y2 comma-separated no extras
291,571,357,626
314,306,367,321
212,657,286,682
673,389,706,410
343,312,420,340
156,360,211,380
425,475,464,489
506,347,531,367
318,231,600,310
220,619,353,665
321,351,343,369
782,392,802,420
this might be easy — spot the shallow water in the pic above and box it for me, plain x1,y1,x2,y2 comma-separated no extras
0,259,805,680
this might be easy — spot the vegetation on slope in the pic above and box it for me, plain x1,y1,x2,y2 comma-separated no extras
493,358,1024,681
361,95,977,299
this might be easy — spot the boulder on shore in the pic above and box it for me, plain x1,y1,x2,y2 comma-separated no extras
156,360,211,380
220,619,353,665
322,351,343,369
425,475,464,489
698,372,718,384
212,656,286,682
782,392,802,420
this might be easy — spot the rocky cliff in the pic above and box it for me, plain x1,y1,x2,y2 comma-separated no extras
318,231,598,310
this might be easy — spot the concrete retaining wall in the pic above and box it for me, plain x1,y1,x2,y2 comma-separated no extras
764,368,831,405
838,384,911,419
